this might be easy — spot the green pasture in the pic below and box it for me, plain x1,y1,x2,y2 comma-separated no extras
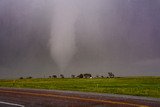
0,77,160,98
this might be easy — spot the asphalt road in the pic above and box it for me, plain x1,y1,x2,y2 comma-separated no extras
0,88,159,107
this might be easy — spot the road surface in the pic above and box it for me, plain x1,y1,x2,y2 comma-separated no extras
0,87,159,107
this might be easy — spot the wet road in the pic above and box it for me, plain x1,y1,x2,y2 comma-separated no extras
0,88,159,107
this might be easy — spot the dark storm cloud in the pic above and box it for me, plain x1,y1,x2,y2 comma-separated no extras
0,0,57,78
0,0,160,78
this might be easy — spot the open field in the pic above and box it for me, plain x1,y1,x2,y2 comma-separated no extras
0,77,160,98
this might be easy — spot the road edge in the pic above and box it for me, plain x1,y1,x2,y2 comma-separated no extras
0,87,159,102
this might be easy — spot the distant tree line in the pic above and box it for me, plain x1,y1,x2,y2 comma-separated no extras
47,72,115,79
19,72,115,79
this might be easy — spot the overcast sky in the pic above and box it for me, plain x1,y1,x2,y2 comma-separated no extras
0,0,160,78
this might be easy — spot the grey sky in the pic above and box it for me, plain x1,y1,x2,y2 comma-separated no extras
0,0,160,78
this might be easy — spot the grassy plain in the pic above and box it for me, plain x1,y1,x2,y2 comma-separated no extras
0,77,159,98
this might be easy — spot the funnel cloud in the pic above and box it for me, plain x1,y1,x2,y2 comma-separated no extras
50,0,79,72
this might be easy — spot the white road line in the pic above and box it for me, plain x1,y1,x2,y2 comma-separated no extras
0,101,24,107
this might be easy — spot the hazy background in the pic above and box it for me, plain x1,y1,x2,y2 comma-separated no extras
0,0,160,79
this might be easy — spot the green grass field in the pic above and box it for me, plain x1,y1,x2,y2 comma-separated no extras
0,77,160,98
